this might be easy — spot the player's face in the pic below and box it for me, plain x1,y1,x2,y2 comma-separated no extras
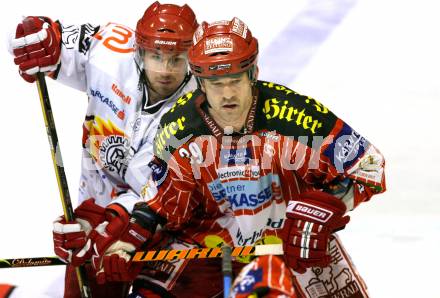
201,72,253,129
143,50,188,99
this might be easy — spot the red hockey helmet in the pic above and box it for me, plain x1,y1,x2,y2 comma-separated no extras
188,17,258,78
136,1,198,53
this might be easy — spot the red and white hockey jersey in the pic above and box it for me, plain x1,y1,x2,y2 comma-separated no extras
54,21,196,212
143,81,386,248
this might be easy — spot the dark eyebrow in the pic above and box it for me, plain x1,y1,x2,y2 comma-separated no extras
150,50,161,56
206,72,244,82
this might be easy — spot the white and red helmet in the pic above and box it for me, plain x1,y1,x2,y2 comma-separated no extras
136,1,198,53
188,17,258,78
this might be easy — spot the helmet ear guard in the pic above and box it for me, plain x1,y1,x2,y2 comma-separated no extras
188,17,259,79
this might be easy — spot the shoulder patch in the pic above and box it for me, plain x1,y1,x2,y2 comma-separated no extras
79,24,100,54
60,23,100,55
324,122,370,172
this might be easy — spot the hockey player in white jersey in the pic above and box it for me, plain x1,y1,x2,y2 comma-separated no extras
9,2,198,297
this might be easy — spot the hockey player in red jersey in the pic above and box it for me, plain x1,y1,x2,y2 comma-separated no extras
118,17,386,298
9,2,198,297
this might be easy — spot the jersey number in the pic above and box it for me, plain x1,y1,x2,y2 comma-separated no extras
94,23,135,54
179,142,204,165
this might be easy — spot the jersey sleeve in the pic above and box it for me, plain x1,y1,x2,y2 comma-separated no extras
281,117,386,210
141,143,199,230
53,21,101,91
258,81,386,210
323,119,386,205
264,85,387,210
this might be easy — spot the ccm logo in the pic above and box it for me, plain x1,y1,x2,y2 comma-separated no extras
287,201,333,223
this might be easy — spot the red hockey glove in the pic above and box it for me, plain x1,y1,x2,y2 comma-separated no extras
53,198,105,263
71,204,152,283
95,203,166,284
10,16,61,83
95,246,145,284
282,191,350,273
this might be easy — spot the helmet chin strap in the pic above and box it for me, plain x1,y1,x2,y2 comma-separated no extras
143,73,167,106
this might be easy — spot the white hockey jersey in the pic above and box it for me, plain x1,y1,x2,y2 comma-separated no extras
55,21,196,212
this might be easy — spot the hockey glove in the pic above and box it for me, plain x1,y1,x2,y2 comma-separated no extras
9,16,61,83
71,203,152,284
95,203,163,284
282,191,350,273
53,198,105,263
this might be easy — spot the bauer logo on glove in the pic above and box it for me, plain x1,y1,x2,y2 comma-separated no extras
286,201,334,223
